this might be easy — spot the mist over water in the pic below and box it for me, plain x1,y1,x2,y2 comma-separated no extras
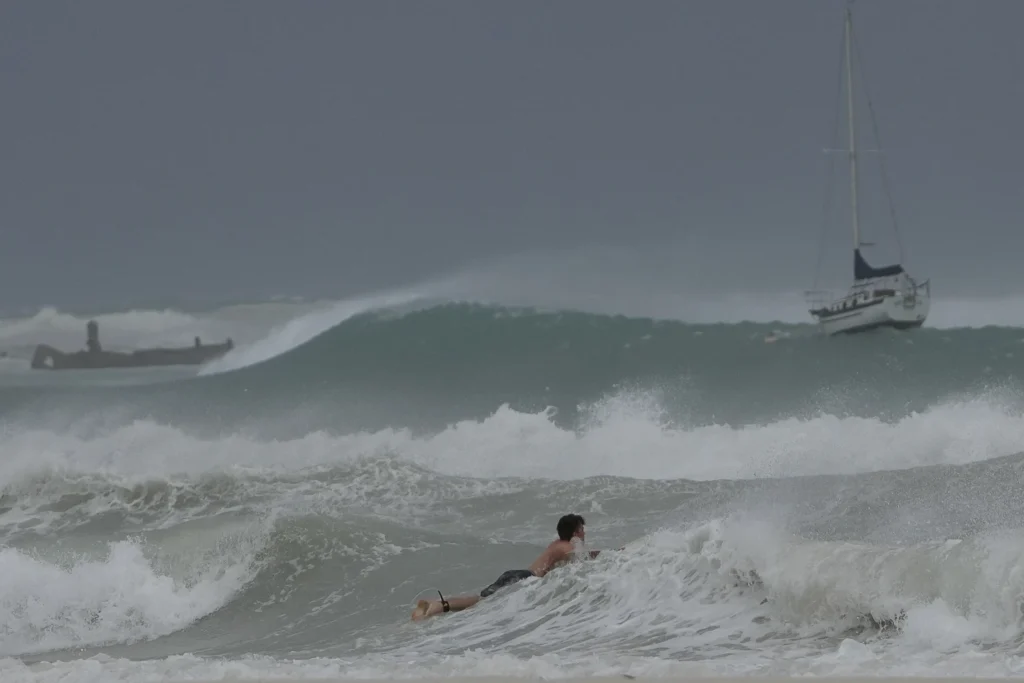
5,281,1024,681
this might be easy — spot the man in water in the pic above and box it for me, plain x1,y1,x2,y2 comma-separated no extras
411,513,614,621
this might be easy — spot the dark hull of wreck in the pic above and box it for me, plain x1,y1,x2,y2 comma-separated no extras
30,342,234,370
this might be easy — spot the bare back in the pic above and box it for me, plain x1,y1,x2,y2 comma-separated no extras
528,539,576,577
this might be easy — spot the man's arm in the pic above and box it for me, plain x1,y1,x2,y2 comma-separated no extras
586,547,626,559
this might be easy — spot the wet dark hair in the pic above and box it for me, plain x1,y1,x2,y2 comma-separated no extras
556,514,586,541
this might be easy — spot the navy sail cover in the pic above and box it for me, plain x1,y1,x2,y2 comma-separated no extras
854,248,903,281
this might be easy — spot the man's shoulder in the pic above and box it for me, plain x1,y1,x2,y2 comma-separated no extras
546,539,574,555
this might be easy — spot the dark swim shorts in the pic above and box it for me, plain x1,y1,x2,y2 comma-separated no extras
479,569,534,598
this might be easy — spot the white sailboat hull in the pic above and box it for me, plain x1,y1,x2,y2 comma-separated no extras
808,277,930,335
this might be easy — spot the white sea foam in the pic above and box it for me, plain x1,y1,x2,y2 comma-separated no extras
0,534,260,657
2,391,1021,486
4,395,1024,680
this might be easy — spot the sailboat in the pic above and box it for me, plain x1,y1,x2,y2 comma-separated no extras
805,2,930,335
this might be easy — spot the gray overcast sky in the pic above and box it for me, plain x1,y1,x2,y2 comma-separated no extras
1,0,1022,312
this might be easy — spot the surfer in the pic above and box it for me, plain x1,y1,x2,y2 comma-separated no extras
411,513,616,621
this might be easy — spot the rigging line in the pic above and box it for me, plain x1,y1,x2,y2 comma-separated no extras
814,13,849,291
849,14,906,263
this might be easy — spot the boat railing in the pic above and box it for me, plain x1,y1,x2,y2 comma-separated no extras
809,275,929,304
897,278,930,306
803,288,861,310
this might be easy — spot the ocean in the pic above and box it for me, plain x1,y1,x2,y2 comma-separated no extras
4,291,1024,681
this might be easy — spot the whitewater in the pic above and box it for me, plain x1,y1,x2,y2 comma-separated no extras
5,288,1024,682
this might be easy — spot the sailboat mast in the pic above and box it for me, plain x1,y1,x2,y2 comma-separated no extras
844,5,861,250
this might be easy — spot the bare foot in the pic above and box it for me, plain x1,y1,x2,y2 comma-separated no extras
411,599,430,621
411,599,441,621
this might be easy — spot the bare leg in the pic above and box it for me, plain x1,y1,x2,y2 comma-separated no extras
410,595,481,621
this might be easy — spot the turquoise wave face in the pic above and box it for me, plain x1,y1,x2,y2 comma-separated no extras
2,302,1024,438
